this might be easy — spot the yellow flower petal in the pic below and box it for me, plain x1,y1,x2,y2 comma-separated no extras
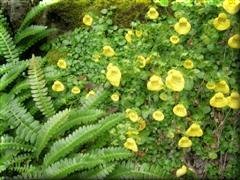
52,80,65,92
166,69,185,92
138,118,146,131
125,30,133,43
174,17,191,35
170,35,180,44
223,0,240,15
206,82,216,90
185,123,203,137
228,34,240,49
86,90,96,98
214,80,230,94
183,59,194,69
173,104,187,117
135,30,143,38
178,136,192,148
57,58,67,69
83,14,93,26
210,92,228,108
176,165,188,177
111,93,120,102
103,46,115,57
137,55,147,68
147,7,159,20
152,110,164,121
227,91,240,109
147,75,164,91
106,63,121,87
71,86,80,94
126,109,139,122
124,138,138,152
213,13,231,31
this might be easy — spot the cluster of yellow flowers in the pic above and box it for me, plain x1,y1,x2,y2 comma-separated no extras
125,30,143,43
206,80,240,109
52,58,81,95
146,5,240,49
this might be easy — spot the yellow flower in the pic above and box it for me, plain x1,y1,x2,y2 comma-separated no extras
185,123,203,137
57,58,67,69
183,59,194,69
102,46,115,57
174,17,191,35
223,0,240,15
106,63,121,87
71,86,80,94
126,129,139,136
170,35,180,44
92,54,101,62
210,92,228,108
137,55,147,68
147,7,159,20
213,13,231,31
178,136,192,148
166,69,185,92
152,110,164,121
147,75,164,91
126,109,139,122
138,118,146,131
206,82,216,90
135,30,143,38
227,91,240,109
82,14,93,26
111,93,120,102
176,165,188,177
86,90,96,98
125,30,134,43
214,80,230,94
52,80,64,92
173,104,187,117
159,92,168,101
124,138,138,152
228,34,240,49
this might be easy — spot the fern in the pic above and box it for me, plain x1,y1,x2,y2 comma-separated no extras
15,25,48,43
28,57,55,118
18,0,61,32
44,147,132,178
18,28,57,53
108,162,163,179
43,113,124,166
76,163,116,179
82,89,110,109
0,135,32,152
0,62,27,91
34,109,71,157
2,97,41,144
0,25,19,63
0,61,28,75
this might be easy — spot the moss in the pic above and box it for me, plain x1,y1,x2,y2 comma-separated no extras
45,49,68,65
48,0,152,29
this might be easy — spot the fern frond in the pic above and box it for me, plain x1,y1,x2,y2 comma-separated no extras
15,25,47,43
35,109,71,157
18,0,62,32
54,109,105,137
0,9,8,28
2,98,41,143
44,113,124,166
45,147,132,178
0,135,32,152
0,61,28,75
28,57,55,118
18,28,57,53
77,163,116,179
0,25,19,63
108,162,163,179
10,80,29,95
0,62,27,91
82,89,110,109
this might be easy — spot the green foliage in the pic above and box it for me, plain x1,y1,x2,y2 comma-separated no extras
28,57,55,118
45,147,132,178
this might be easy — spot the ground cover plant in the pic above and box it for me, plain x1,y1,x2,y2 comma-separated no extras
0,0,240,179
